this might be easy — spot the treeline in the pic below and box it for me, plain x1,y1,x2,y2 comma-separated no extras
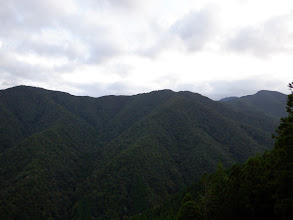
132,86,293,220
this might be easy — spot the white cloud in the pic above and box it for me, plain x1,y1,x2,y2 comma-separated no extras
227,12,293,57
1,0,293,99
170,7,219,51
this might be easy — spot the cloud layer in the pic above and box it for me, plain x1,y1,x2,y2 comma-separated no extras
1,0,293,99
227,13,293,57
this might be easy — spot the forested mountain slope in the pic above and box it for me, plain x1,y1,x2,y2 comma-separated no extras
221,90,288,118
0,86,286,219
133,88,293,220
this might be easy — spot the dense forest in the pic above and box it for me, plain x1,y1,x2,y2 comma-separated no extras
0,85,290,219
133,84,293,220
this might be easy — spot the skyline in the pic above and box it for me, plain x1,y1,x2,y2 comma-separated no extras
1,0,293,100
0,84,290,101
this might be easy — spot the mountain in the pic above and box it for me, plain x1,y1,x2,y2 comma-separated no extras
0,86,286,219
132,90,293,220
221,90,288,119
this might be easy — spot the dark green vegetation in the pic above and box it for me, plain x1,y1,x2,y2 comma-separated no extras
0,86,287,219
221,90,288,119
133,87,293,220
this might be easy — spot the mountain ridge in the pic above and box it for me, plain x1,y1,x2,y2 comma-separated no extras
0,85,287,219
220,89,288,118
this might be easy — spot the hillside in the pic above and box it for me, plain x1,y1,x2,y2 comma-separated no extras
221,90,288,119
132,90,293,220
0,86,286,219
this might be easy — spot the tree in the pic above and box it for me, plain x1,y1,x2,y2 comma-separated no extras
272,82,293,219
178,193,198,220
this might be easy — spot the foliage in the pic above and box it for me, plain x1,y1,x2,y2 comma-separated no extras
0,86,287,219
133,83,293,220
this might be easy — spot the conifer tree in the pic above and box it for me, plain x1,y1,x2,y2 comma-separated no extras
272,82,293,219
178,193,198,220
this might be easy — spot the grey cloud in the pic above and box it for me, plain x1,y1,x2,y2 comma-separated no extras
0,77,22,89
227,13,293,57
0,50,64,90
197,78,287,100
63,16,123,63
16,38,85,61
0,0,125,65
139,7,219,57
54,62,80,74
0,0,72,55
105,81,134,95
86,39,121,64
0,0,128,95
0,0,103,35
170,8,218,51
0,53,46,79
0,0,66,34
85,0,144,11
106,63,132,78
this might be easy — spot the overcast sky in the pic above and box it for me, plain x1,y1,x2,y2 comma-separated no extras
0,0,292,100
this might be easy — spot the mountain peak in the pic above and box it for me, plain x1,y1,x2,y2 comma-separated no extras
255,90,284,95
221,90,287,118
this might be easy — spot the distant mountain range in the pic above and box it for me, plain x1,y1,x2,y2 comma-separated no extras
0,86,287,219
